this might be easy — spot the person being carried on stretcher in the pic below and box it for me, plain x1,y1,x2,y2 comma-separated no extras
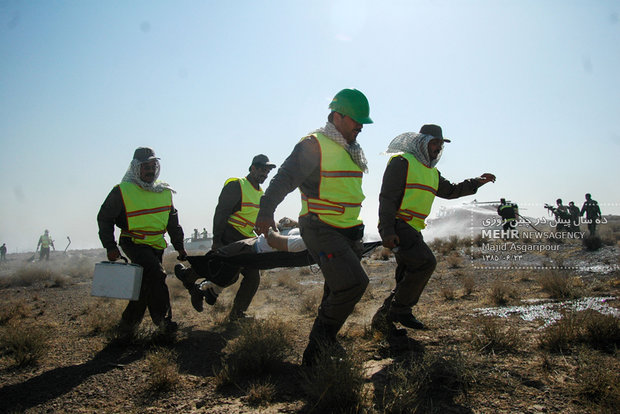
175,228,306,313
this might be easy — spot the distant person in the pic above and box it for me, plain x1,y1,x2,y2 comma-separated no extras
36,229,55,261
175,228,307,311
193,229,199,241
580,193,602,235
545,198,571,231
371,125,495,335
568,201,581,232
201,228,208,239
97,147,187,337
255,88,374,366
0,243,6,261
497,198,519,231
177,154,276,321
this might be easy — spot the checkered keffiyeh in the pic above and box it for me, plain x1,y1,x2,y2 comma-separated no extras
385,132,442,168
310,122,368,173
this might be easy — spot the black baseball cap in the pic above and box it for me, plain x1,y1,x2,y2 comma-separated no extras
251,154,276,169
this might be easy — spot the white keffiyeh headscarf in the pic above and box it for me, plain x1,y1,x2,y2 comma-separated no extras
310,122,368,173
121,159,175,193
385,132,443,168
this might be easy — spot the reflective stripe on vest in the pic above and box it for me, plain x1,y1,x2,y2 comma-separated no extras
499,204,517,221
396,153,439,231
299,133,365,228
226,177,263,238
119,182,171,250
40,234,52,248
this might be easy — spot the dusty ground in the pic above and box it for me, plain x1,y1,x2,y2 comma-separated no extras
0,231,619,413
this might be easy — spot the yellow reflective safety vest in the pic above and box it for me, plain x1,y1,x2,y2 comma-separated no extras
119,182,172,250
300,133,365,228
40,234,52,248
226,177,263,237
395,153,439,231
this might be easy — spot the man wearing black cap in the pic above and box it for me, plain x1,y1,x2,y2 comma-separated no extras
177,154,276,320
97,147,187,337
372,124,496,335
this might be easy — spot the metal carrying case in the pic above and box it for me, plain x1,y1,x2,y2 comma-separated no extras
91,261,143,300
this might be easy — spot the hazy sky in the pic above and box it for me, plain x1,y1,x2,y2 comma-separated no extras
1,0,619,252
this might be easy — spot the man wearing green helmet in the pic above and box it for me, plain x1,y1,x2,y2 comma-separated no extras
255,88,373,366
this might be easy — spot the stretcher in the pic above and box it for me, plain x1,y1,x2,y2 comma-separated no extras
186,241,382,287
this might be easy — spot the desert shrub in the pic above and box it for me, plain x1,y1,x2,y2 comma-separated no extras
538,270,581,299
82,299,123,337
299,289,322,316
146,347,179,392
462,275,475,296
579,310,620,353
247,379,277,406
582,235,602,251
50,273,71,288
574,350,620,412
0,323,50,367
446,253,462,269
301,346,367,414
215,318,294,388
472,234,488,247
0,300,30,325
274,271,299,291
539,311,580,353
10,266,57,287
441,284,456,301
470,317,521,354
60,256,94,279
489,281,511,306
379,350,473,414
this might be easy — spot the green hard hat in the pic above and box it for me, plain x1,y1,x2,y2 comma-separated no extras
328,88,373,124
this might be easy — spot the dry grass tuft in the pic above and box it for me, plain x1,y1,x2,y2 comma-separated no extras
300,345,367,413
573,349,620,412
215,317,294,388
146,347,179,392
488,281,513,306
538,309,620,354
462,275,475,296
0,299,31,325
538,270,581,299
299,288,322,316
83,299,122,337
446,253,462,269
247,379,277,406
9,266,58,287
470,316,521,354
379,350,474,413
0,322,51,367
441,284,457,301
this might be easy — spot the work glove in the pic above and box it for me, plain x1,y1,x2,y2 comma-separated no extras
107,247,121,261
177,248,188,261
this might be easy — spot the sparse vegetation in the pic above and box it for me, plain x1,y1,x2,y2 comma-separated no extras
470,316,521,354
489,281,511,306
462,275,475,295
300,345,367,413
0,322,50,367
146,347,179,392
538,270,581,299
379,350,474,414
0,236,618,413
246,379,277,406
215,318,294,388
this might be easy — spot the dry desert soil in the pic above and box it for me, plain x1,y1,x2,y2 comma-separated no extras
1,229,619,413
